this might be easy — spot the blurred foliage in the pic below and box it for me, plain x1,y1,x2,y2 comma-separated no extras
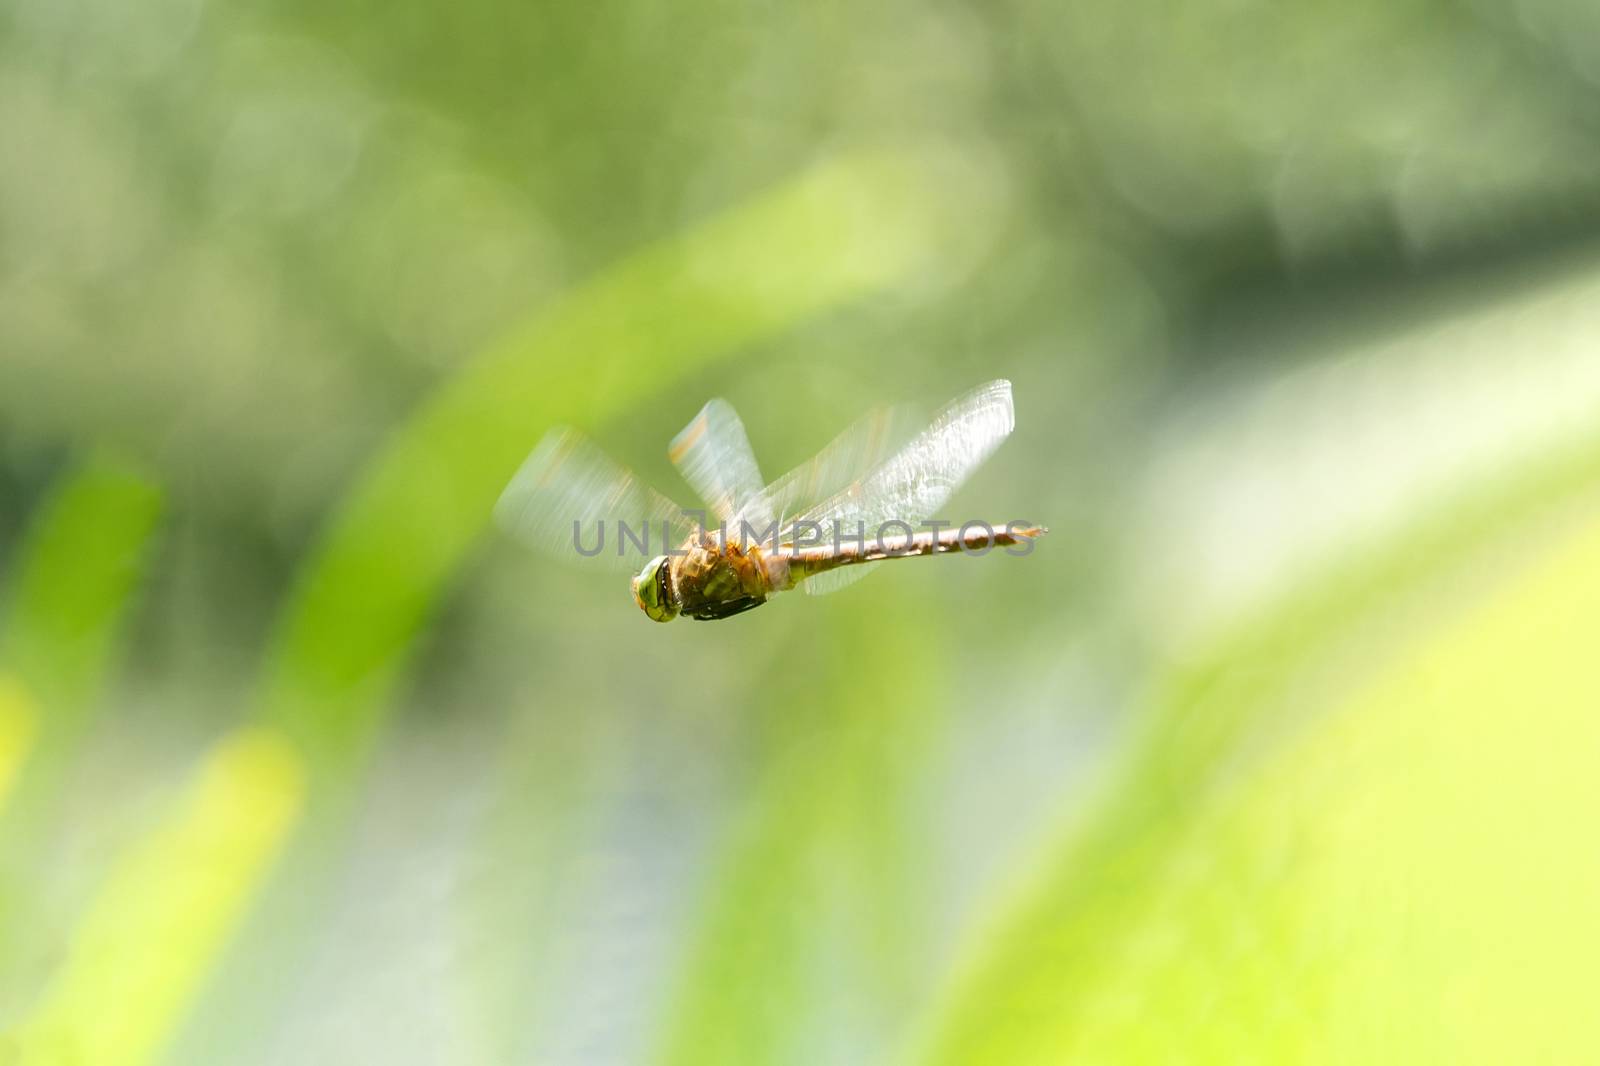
13,729,301,1066
917,427,1600,1065
3,0,1600,1063
0,456,162,758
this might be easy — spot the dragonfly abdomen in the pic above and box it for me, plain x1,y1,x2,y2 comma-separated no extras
784,523,1045,586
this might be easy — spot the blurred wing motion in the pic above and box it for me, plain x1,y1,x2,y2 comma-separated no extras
785,379,1016,595
495,428,698,572
737,401,920,534
668,399,767,525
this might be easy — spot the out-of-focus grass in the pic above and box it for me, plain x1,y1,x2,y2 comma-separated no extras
0,679,37,816
0,453,163,778
10,729,302,1066
911,424,1600,1066
40,149,993,1063
655,602,939,1066
0,453,163,1038
5,1,1600,1062
1079,488,1600,1065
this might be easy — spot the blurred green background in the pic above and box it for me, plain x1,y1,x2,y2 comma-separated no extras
3,0,1600,1063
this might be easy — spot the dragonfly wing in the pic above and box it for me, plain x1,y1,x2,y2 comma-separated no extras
496,427,697,573
668,398,767,526
738,402,920,539
787,379,1015,594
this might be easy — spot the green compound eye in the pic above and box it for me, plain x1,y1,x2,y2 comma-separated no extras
631,555,677,622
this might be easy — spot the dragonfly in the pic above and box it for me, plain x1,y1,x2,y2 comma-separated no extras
495,379,1044,622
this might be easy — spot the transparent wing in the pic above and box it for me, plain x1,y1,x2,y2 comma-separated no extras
787,379,1015,595
735,401,920,537
495,428,697,573
668,399,766,525
738,402,916,596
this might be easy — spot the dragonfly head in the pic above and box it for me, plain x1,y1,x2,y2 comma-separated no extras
632,555,678,622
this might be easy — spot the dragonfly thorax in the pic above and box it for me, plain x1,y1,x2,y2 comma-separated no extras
660,535,773,622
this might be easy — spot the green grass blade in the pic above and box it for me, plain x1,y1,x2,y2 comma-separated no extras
0,678,38,815
654,604,939,1066
8,729,303,1066
0,452,164,779
1058,488,1600,1064
910,428,1600,1066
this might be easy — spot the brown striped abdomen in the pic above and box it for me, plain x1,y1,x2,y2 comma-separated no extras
781,523,1045,587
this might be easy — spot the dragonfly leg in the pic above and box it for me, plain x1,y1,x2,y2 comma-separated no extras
688,595,767,621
